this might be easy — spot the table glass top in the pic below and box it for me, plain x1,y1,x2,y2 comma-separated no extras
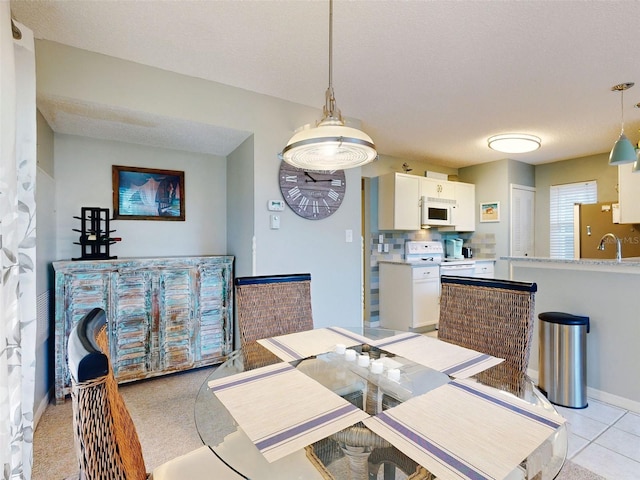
194,327,567,480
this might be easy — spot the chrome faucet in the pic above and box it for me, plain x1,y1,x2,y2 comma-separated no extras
597,233,622,262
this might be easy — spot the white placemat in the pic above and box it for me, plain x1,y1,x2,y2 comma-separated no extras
370,332,503,378
208,361,369,463
363,379,566,480
257,326,371,362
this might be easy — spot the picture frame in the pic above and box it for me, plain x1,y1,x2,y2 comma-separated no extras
480,201,500,223
112,165,185,221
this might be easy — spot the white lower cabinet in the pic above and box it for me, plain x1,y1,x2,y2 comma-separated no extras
473,260,495,278
379,263,440,331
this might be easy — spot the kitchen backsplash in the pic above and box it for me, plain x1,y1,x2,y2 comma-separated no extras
464,233,497,259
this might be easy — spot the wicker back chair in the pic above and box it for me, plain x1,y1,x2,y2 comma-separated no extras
67,308,241,480
438,276,537,375
67,308,148,479
235,273,314,368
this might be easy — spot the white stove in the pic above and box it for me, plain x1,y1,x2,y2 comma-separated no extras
404,241,444,265
405,240,475,273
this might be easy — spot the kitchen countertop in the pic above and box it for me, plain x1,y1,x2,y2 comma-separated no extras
378,260,439,267
502,255,640,272
378,258,496,267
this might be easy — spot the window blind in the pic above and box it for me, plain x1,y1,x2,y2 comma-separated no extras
549,181,597,259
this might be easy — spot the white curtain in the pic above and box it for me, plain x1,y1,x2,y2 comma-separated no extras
0,7,37,480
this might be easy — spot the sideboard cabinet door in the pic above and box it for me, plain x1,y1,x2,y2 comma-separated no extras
195,261,233,362
157,267,196,371
53,256,234,404
110,268,153,380
54,270,111,404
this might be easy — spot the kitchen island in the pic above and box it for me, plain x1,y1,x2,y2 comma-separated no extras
503,256,640,412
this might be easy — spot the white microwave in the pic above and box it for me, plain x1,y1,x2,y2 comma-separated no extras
421,196,456,226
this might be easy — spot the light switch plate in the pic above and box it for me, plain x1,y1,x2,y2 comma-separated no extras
270,214,280,229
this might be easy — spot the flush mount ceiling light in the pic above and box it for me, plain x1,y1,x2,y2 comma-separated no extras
609,82,636,166
487,133,541,154
280,0,377,170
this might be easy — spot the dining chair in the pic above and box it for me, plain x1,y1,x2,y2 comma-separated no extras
234,273,314,368
67,307,241,480
438,275,538,376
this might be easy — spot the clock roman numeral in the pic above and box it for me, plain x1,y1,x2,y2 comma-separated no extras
322,199,331,212
284,175,297,182
312,200,319,215
298,196,309,211
328,189,340,201
331,179,342,187
288,186,301,201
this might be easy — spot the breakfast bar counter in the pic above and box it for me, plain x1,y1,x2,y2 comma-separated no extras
503,256,640,411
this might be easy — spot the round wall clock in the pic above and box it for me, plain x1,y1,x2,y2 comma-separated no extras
278,161,346,220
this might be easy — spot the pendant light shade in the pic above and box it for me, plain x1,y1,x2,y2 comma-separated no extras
610,133,637,166
280,0,377,170
282,120,377,170
609,82,636,166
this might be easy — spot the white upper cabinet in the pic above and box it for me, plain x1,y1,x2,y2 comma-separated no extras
452,182,476,231
378,172,475,231
420,177,456,199
618,164,640,224
378,172,421,230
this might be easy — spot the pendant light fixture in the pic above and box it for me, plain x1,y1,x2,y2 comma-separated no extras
608,82,636,166
280,0,377,170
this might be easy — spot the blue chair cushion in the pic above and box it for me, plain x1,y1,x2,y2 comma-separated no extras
68,308,109,383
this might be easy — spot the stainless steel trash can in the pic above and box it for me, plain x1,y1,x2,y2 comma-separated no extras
538,312,590,409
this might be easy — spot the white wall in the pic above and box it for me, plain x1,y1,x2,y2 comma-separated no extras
37,40,364,330
35,112,56,423
458,159,534,278
55,134,227,260
227,135,255,277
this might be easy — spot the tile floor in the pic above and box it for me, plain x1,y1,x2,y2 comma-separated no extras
555,398,640,479
421,330,639,478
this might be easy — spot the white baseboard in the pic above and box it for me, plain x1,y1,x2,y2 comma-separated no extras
33,389,51,429
586,387,640,414
527,368,640,414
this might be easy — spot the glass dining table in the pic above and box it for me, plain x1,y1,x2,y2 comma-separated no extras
194,327,567,480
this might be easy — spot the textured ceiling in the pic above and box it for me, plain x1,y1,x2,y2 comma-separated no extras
11,0,640,168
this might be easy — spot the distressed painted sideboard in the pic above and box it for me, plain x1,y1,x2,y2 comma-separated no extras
53,255,234,404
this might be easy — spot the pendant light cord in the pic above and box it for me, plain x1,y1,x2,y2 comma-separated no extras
323,0,341,122
620,88,625,135
328,0,333,92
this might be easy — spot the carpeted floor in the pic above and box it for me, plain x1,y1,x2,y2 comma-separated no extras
33,366,606,480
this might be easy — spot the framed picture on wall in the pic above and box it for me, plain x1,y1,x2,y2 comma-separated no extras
112,165,185,221
480,201,500,223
